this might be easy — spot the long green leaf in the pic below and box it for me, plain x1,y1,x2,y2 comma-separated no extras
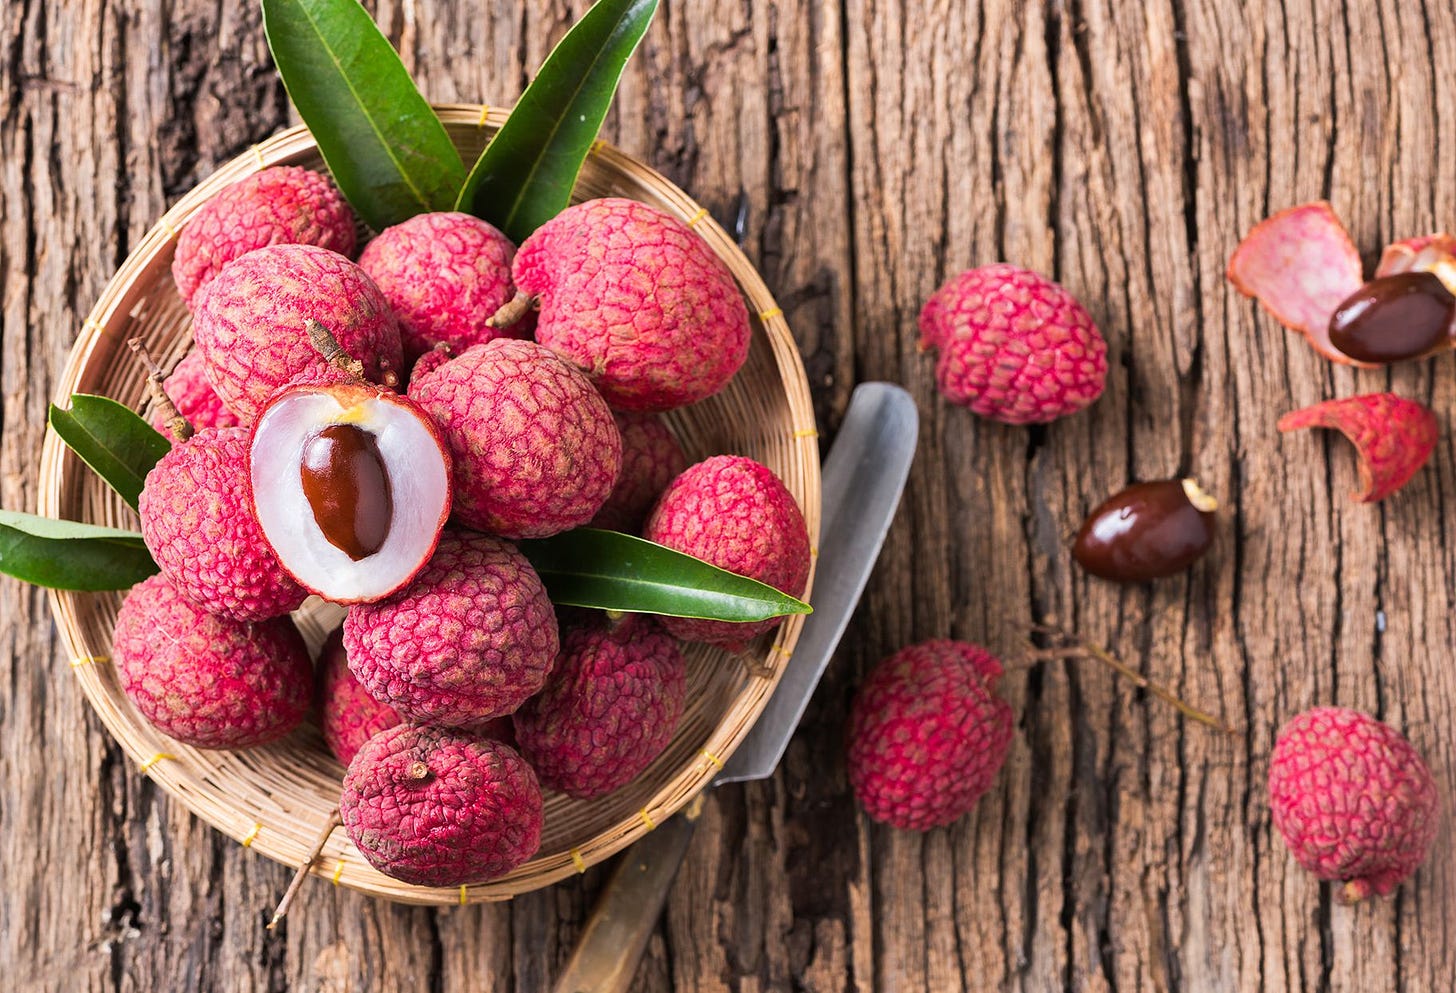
520,528,811,622
456,0,658,241
0,510,156,591
48,395,170,511
263,0,466,230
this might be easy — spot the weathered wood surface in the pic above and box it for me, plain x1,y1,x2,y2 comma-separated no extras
4,1,1455,990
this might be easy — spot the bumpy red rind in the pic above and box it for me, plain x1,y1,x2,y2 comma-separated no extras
317,629,402,766
1276,393,1438,502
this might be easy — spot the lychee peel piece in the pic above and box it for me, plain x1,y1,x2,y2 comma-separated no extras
148,350,241,442
1269,706,1439,903
317,629,401,766
590,412,688,533
1376,233,1456,281
1277,393,1437,502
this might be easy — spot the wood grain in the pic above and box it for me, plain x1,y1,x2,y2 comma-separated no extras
3,1,1455,989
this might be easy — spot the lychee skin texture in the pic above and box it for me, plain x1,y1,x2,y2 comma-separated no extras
514,197,751,412
514,617,686,799
112,574,313,749
409,339,622,539
358,212,524,364
340,724,543,887
1269,707,1440,903
918,264,1107,424
147,350,241,442
172,166,356,307
317,629,401,766
643,455,810,649
590,412,688,533
191,244,403,421
846,640,1014,832
139,426,306,622
343,531,559,728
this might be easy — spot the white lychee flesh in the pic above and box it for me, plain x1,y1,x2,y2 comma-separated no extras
250,383,451,603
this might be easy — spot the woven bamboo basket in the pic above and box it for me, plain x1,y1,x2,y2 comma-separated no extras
40,104,820,905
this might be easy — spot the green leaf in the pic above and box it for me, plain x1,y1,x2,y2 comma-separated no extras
456,0,658,241
262,0,467,230
0,510,156,591
48,395,170,512
520,528,811,622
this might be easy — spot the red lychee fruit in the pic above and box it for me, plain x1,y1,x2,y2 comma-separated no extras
358,211,527,365
846,640,1014,831
316,629,401,766
643,455,810,650
340,724,543,886
514,616,686,799
171,165,357,308
509,197,751,412
918,264,1107,424
112,574,313,749
1268,706,1440,903
589,412,688,533
408,339,622,539
343,530,559,728
191,244,402,421
138,426,306,622
147,350,241,441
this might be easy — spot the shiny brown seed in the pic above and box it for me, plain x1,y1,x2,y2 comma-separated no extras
299,423,393,561
1328,272,1455,364
1073,479,1217,582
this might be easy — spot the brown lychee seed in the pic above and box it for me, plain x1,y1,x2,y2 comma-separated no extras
250,381,451,603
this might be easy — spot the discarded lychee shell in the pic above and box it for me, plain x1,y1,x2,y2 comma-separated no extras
1277,393,1437,503
250,381,451,603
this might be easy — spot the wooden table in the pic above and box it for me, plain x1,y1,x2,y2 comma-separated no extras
4,2,1455,990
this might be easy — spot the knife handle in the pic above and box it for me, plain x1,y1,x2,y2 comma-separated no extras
551,795,706,993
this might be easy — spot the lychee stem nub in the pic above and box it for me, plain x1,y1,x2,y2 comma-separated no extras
305,318,367,382
485,290,538,329
128,337,193,442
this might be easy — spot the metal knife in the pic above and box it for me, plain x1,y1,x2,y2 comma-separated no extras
551,381,919,993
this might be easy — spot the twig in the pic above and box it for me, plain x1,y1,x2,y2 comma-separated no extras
266,808,342,931
485,290,538,329
305,319,365,381
127,338,192,442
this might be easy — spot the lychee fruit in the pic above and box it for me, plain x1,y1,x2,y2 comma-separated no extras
408,339,622,539
316,629,401,766
918,264,1107,424
514,616,686,799
171,165,357,308
138,426,307,622
358,212,528,365
249,380,451,603
191,244,402,421
340,724,543,886
343,530,559,728
846,640,1014,831
147,350,241,442
590,412,688,533
1268,706,1440,903
112,573,313,749
504,197,751,412
642,455,810,650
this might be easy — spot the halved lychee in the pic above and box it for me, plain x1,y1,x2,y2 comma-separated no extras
250,382,451,603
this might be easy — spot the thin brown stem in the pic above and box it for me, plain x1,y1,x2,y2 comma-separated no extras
127,338,192,442
305,319,365,381
266,808,342,931
486,290,538,329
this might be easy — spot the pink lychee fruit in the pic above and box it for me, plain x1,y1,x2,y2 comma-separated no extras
358,212,528,365
589,412,688,533
642,455,810,650
1268,706,1440,903
508,197,751,412
171,165,357,308
918,264,1107,424
408,339,622,539
316,629,401,766
343,530,559,728
138,426,306,622
191,244,403,420
340,724,543,886
846,640,1014,831
112,573,313,749
147,350,241,442
514,616,686,799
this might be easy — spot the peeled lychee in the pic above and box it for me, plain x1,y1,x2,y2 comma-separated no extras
590,412,688,533
515,616,686,799
1269,706,1440,903
642,455,810,649
846,640,1014,831
408,339,622,539
147,350,241,441
112,574,313,749
343,530,559,728
139,426,306,622
191,244,402,420
918,264,1107,424
508,197,751,411
172,165,357,308
340,724,543,886
317,629,401,766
